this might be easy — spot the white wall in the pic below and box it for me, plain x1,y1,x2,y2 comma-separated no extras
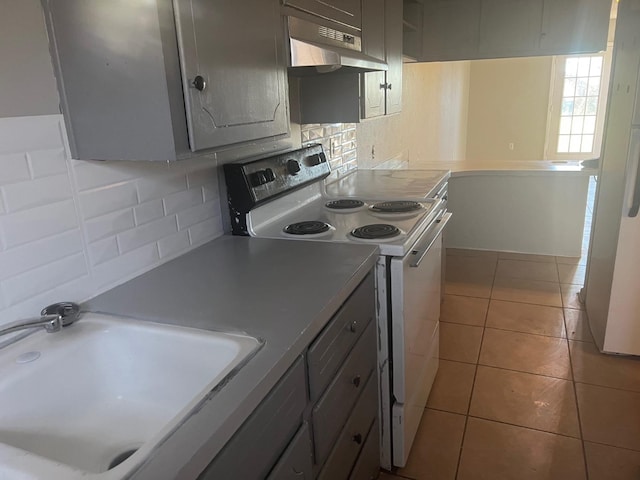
356,61,470,168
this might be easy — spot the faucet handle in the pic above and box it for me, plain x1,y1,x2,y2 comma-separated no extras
41,302,80,326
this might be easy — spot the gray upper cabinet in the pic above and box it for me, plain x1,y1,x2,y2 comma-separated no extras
42,0,289,161
418,0,610,62
174,0,289,152
283,0,362,30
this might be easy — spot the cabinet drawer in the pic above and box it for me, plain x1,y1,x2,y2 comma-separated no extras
312,321,377,464
308,272,375,401
349,419,380,480
199,357,307,480
318,373,377,480
267,423,314,480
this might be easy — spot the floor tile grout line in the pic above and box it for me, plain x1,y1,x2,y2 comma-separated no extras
464,414,582,441
563,307,590,479
474,361,573,382
582,439,640,454
441,319,568,340
572,379,640,395
453,255,497,480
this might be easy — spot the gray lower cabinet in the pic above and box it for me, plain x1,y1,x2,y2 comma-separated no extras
42,0,289,161
198,272,379,480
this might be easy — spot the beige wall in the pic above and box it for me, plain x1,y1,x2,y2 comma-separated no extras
0,0,60,117
465,56,553,162
356,61,470,168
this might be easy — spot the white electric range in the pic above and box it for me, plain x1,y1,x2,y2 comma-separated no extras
224,145,451,469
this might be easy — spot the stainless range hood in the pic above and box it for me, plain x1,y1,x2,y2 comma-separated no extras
287,16,388,75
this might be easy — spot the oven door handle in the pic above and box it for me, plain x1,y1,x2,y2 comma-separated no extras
410,212,452,268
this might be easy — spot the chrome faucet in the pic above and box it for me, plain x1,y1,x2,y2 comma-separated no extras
0,302,80,338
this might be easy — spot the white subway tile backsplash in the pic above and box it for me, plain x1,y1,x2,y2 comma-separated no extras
0,153,31,185
0,199,78,248
176,200,219,231
0,230,83,280
28,148,68,178
202,182,219,203
91,243,159,290
73,161,150,191
158,230,191,259
0,115,63,154
300,122,358,178
186,167,218,189
84,209,136,243
189,217,223,246
80,181,138,219
2,253,87,306
117,215,177,254
134,199,165,226
2,173,72,213
88,236,119,266
137,173,187,203
0,114,228,326
163,188,203,216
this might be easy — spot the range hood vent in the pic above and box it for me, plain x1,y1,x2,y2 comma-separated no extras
287,16,388,75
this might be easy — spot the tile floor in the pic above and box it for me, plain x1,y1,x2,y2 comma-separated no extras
380,246,640,480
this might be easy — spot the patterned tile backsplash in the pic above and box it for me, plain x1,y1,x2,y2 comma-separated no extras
0,114,224,326
300,123,357,180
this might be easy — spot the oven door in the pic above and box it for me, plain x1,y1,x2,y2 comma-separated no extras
390,211,451,467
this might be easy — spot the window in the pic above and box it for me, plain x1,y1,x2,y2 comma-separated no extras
545,50,613,160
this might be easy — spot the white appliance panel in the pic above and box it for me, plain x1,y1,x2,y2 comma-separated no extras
389,213,450,467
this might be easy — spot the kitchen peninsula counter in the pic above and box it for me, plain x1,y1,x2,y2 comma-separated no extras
85,235,379,480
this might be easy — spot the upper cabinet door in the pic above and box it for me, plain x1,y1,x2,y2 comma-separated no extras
175,0,289,152
422,0,482,61
283,0,362,30
478,0,544,56
539,0,610,55
385,0,403,115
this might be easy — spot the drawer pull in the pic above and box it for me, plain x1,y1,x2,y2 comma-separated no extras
352,433,363,445
348,321,358,333
352,375,361,388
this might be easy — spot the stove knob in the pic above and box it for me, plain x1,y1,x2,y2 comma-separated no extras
287,159,301,175
250,169,275,187
307,153,325,166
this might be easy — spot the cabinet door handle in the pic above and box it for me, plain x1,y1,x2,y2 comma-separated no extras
387,83,392,90
348,320,358,333
379,82,387,90
352,433,363,445
352,375,361,388
191,75,206,91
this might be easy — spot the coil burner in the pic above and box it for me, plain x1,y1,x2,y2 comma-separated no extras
370,201,422,213
351,224,401,240
283,221,331,235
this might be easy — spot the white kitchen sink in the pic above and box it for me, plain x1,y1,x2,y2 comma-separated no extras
0,313,261,479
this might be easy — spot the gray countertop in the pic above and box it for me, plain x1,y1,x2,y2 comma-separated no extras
85,235,378,480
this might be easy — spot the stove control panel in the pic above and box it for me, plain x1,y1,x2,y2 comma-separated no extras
224,144,331,219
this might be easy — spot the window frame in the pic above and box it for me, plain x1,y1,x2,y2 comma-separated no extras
544,47,613,161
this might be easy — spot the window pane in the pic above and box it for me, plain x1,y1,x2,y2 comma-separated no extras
577,57,591,76
562,98,575,115
570,135,582,152
590,56,603,77
558,135,570,153
586,96,599,115
576,78,589,96
574,97,586,115
588,76,601,96
563,77,577,97
560,116,572,134
581,135,594,153
571,116,585,134
583,116,597,135
566,58,579,77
